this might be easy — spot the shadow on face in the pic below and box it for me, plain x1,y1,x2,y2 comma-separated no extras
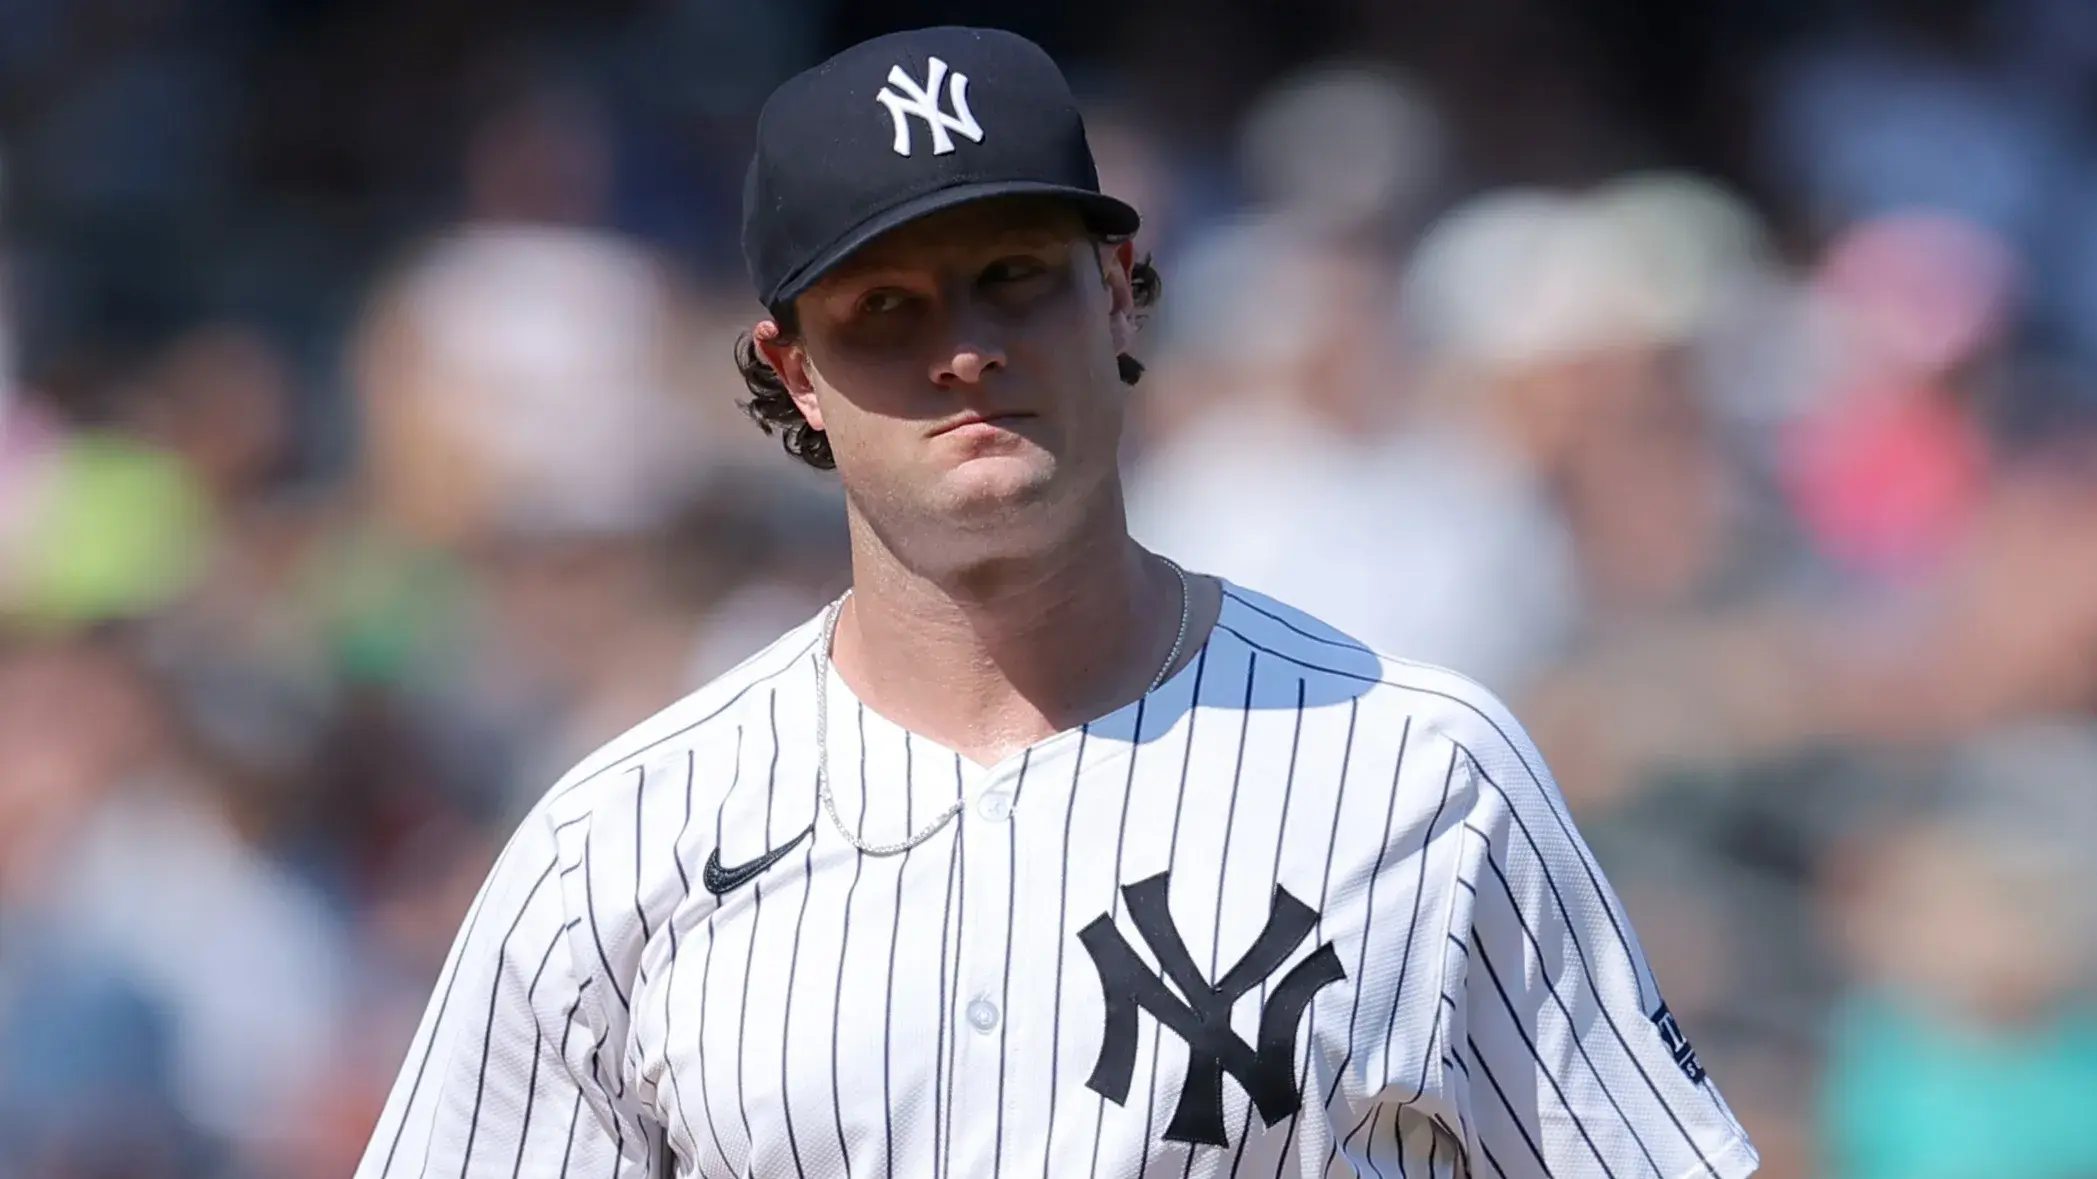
774,196,1137,546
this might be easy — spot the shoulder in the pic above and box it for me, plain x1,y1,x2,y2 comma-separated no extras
1211,580,1542,766
531,611,828,835
478,611,829,1029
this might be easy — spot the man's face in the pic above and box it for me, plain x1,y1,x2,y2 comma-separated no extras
760,197,1137,547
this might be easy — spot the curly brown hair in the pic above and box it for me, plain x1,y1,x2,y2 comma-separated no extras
734,248,1162,471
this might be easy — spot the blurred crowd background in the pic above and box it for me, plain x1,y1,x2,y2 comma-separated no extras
4,0,2097,1176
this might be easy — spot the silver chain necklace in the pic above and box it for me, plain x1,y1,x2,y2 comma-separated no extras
816,558,1190,856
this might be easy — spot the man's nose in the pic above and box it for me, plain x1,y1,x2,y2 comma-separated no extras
931,305,1007,389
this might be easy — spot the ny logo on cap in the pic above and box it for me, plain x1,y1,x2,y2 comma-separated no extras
876,56,984,158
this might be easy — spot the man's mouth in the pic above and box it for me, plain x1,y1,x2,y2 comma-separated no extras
931,412,1035,437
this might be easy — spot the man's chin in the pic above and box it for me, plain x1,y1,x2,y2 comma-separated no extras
932,453,1064,521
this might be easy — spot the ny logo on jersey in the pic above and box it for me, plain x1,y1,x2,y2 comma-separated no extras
1078,872,1347,1146
875,57,984,157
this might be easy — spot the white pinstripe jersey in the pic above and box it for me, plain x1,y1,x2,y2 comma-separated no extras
357,584,1759,1179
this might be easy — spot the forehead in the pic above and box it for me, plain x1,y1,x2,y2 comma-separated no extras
822,197,1090,280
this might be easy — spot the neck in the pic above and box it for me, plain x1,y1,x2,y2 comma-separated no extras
828,492,1183,766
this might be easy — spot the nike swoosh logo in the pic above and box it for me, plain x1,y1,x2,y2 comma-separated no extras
702,823,813,896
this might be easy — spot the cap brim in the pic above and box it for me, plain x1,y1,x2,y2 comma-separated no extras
768,181,1141,307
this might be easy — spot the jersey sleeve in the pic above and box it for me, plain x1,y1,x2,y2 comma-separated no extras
1436,703,1759,1179
355,806,659,1179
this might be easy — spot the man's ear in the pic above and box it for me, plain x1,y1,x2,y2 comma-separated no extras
1100,240,1137,356
753,319,825,431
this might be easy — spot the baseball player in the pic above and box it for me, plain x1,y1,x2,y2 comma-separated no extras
356,26,1759,1179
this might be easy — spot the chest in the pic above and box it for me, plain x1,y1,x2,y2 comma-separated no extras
628,717,1449,1179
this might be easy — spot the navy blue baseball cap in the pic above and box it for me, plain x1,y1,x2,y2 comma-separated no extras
742,26,1141,311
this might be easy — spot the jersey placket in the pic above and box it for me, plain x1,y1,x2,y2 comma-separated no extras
937,745,1037,1177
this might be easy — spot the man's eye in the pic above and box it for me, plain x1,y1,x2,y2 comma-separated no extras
858,290,912,316
984,258,1049,284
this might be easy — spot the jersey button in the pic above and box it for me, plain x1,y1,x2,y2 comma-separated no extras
966,998,1000,1033
977,791,1013,822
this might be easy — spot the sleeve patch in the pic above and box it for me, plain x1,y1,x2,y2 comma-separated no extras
1651,1002,1706,1084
